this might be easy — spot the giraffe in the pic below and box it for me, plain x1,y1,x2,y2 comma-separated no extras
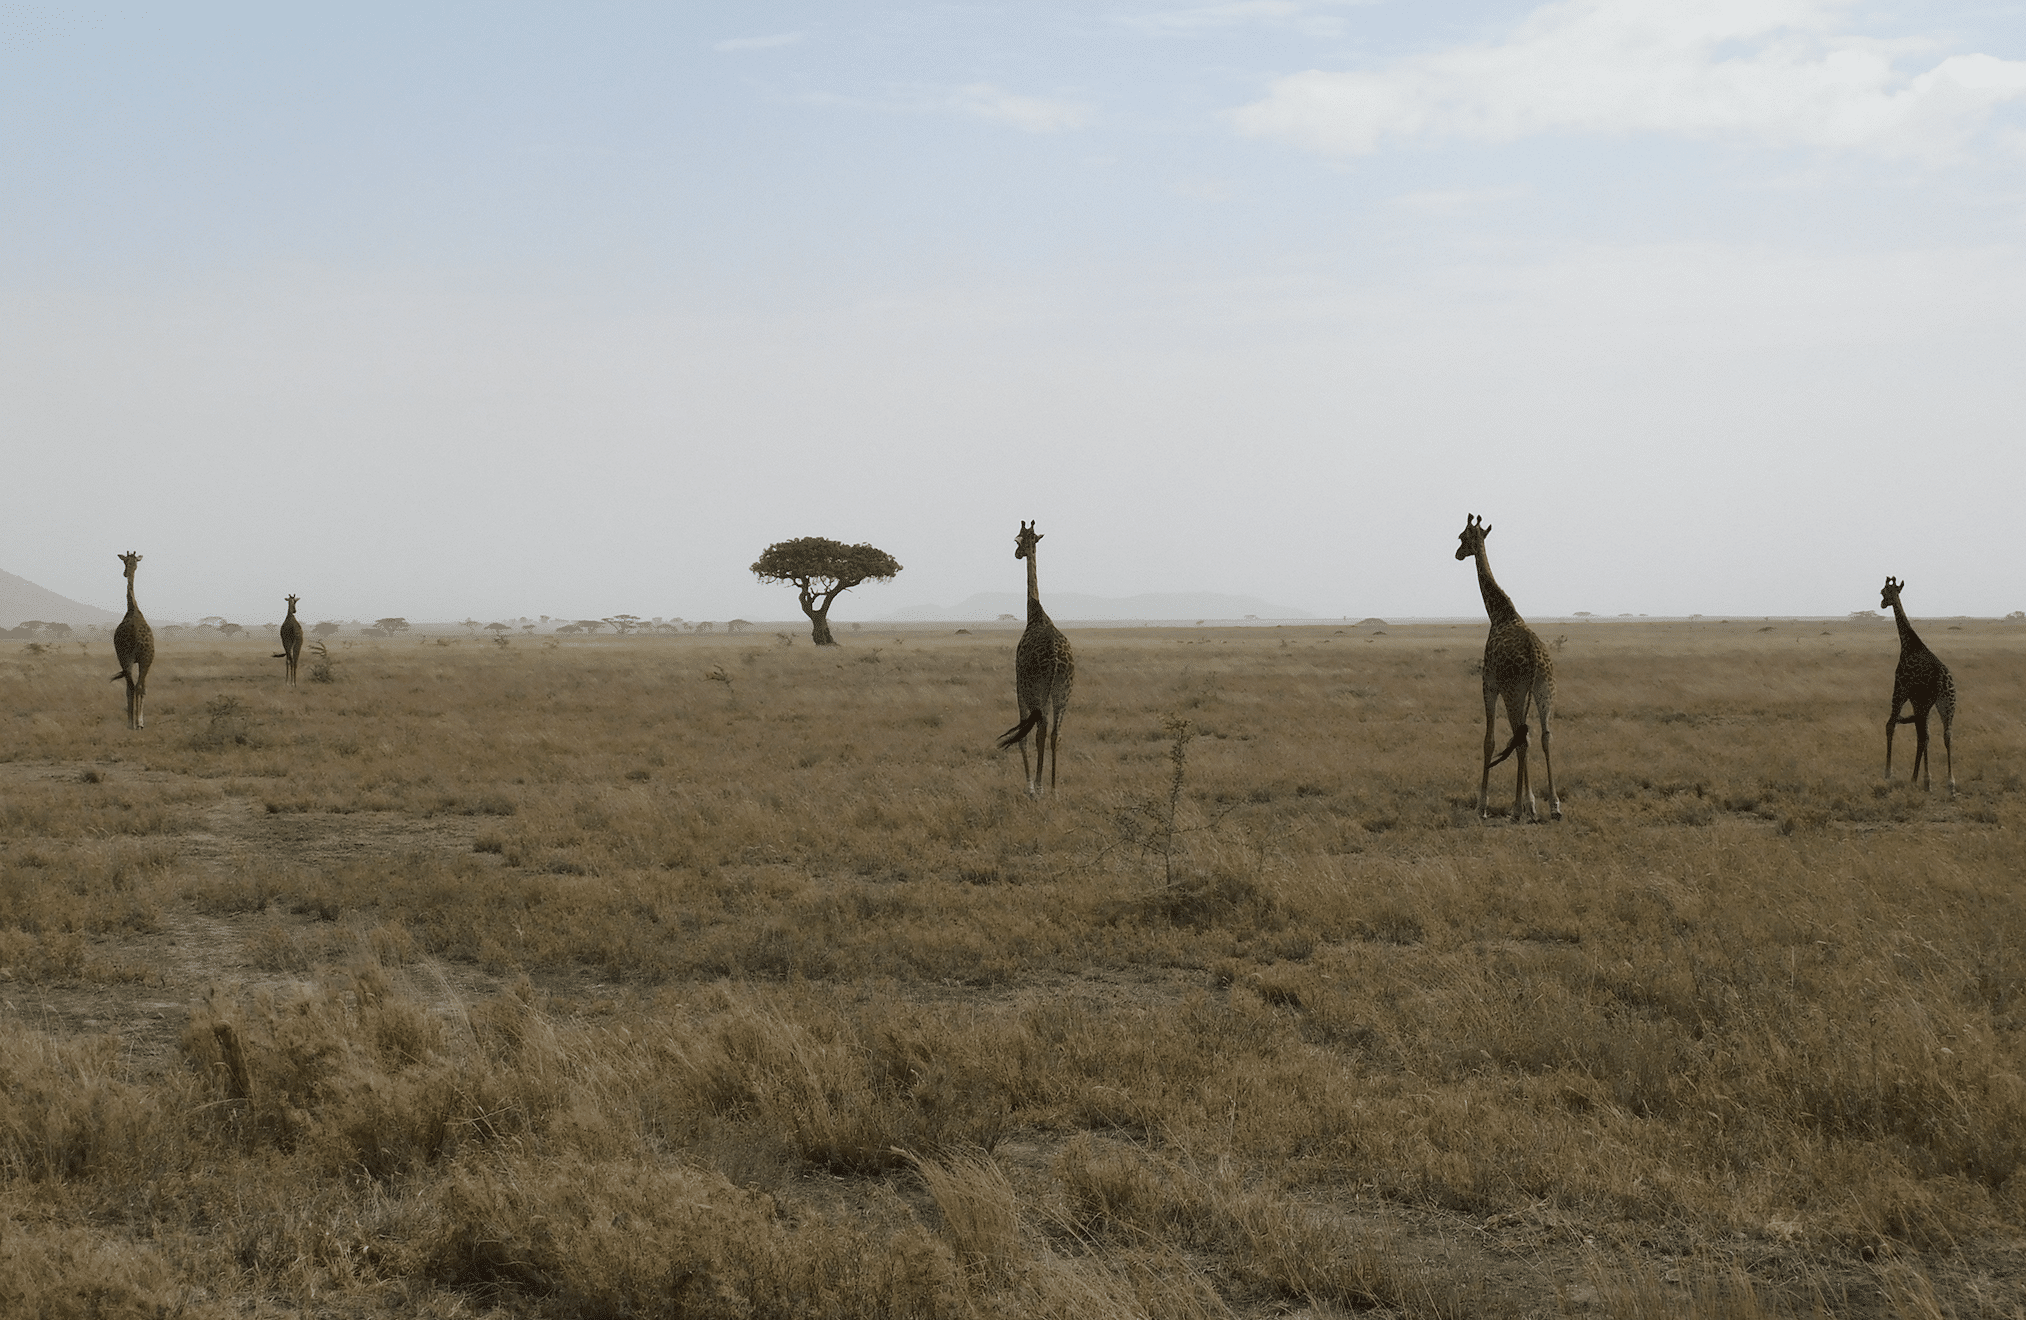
1879,576,1956,794
1455,514,1560,821
996,521,1075,797
109,552,155,730
274,595,303,684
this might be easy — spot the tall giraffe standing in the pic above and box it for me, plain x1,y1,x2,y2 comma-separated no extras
274,595,304,684
997,521,1075,797
110,552,155,730
1879,576,1956,794
1455,514,1560,821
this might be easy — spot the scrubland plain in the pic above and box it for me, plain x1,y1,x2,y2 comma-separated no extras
1,618,2023,1318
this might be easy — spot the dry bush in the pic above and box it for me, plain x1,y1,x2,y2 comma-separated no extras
414,1156,964,1319
641,987,1021,1174
0,1021,182,1185
0,1216,184,1320
906,1146,1022,1281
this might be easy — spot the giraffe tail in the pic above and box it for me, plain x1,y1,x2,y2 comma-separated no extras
1486,722,1530,769
997,711,1043,750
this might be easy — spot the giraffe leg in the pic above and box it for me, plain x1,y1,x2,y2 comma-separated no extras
1048,704,1067,795
1536,681,1561,821
1508,694,1534,823
1915,706,1934,792
1941,709,1955,796
1478,686,1498,818
1884,699,1905,780
1029,712,1048,799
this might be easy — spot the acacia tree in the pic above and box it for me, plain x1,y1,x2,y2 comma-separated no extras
751,537,901,646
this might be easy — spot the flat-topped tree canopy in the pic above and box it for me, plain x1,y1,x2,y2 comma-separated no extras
752,537,902,646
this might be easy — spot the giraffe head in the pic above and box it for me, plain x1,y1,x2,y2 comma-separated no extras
1015,521,1044,561
1881,576,1905,611
1454,514,1490,562
117,551,143,579
284,594,300,614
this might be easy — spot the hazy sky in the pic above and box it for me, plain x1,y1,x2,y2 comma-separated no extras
5,1,2025,624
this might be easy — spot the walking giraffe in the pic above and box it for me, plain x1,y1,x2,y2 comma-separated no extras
1455,514,1560,821
274,595,304,684
997,521,1075,797
1880,576,1956,794
110,552,155,729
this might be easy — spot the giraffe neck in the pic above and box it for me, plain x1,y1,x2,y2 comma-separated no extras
1473,549,1522,627
125,575,139,614
1889,596,1926,653
1026,552,1049,624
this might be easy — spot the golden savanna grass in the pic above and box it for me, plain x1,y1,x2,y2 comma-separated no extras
1,618,2023,1317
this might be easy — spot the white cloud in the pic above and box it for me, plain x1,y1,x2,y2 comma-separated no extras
796,84,1091,132
713,30,810,52
1120,1,1368,38
1233,0,2026,160
951,84,1092,133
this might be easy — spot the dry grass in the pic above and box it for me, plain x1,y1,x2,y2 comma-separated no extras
1,619,2023,1316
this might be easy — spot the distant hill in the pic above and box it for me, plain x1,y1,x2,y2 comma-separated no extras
0,567,122,629
880,591,1314,622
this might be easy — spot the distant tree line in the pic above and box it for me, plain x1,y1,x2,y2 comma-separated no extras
0,620,75,640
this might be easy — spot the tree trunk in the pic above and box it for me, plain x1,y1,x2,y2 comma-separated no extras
802,599,837,645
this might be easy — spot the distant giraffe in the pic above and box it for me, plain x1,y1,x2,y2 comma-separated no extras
109,552,155,730
1880,576,1956,794
997,521,1075,797
1455,514,1560,821
274,595,303,684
